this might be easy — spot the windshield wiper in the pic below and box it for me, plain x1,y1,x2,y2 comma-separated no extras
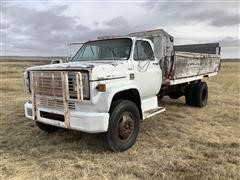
106,46,115,61
90,45,94,55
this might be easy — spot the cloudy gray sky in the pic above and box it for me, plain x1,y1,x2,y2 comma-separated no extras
0,0,239,58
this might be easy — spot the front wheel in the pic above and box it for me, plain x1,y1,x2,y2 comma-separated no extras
104,100,140,152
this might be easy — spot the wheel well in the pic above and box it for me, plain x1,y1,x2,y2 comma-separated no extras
111,89,142,119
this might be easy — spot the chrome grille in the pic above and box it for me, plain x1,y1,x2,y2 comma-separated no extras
37,98,75,109
68,73,78,99
34,71,63,97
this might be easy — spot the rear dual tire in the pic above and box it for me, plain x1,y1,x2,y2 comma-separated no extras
185,81,208,107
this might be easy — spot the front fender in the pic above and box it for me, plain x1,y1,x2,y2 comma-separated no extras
106,85,140,112
91,79,140,112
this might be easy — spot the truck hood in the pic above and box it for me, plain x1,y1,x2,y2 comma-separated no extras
26,61,129,81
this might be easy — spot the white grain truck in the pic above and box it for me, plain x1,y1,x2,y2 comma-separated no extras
23,29,221,151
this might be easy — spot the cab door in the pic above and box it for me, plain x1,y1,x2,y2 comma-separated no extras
132,39,162,98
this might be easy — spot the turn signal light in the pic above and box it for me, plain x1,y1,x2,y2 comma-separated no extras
96,84,106,92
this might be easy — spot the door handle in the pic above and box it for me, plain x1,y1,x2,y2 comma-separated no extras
153,62,159,65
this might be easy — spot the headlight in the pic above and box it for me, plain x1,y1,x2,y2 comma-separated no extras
81,72,90,99
23,71,30,94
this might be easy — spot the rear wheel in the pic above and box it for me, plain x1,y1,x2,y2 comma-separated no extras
104,100,140,152
185,83,195,105
193,82,208,107
185,81,208,107
36,121,59,133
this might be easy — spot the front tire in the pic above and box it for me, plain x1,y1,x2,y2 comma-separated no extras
36,121,59,133
105,100,140,152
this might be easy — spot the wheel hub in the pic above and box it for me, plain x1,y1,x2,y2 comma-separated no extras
118,112,134,141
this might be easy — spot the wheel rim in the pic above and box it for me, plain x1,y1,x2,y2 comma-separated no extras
117,112,134,141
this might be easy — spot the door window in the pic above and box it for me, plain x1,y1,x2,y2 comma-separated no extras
134,40,154,61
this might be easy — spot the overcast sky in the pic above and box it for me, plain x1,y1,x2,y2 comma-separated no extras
0,0,239,58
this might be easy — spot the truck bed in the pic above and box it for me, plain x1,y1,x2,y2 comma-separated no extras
128,29,221,86
163,51,221,85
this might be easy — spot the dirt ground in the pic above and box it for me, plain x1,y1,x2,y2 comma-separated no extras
0,61,239,179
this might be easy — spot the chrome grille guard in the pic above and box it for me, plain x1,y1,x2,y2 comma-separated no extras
30,71,85,128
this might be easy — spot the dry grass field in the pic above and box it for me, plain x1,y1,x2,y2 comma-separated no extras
0,61,239,179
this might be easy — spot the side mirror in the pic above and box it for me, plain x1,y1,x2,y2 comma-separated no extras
51,59,65,64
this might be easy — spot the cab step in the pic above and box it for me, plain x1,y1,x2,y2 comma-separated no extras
143,107,165,119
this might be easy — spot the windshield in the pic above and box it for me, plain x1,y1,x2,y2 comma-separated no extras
72,38,132,61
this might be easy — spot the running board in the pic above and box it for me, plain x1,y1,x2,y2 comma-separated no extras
143,107,165,119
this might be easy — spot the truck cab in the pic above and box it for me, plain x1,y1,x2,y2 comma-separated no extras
23,29,220,151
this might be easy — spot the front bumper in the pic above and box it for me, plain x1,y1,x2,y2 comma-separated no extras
24,102,109,133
